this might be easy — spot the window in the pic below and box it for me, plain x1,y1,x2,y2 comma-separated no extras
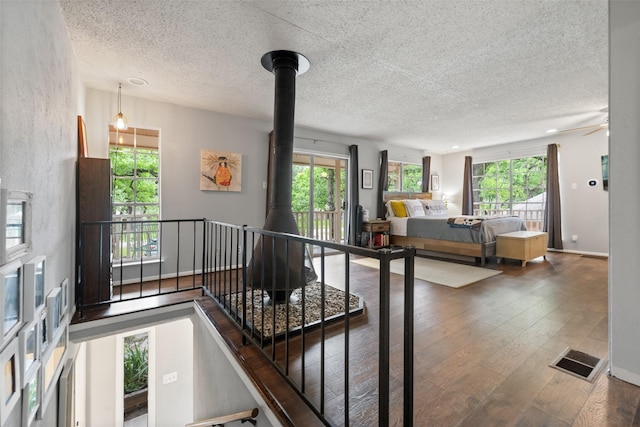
388,161,422,192
109,126,160,260
472,155,546,231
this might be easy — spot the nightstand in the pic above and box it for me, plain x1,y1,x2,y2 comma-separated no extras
362,220,391,249
496,230,548,267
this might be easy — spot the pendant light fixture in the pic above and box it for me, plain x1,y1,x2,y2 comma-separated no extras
112,83,128,131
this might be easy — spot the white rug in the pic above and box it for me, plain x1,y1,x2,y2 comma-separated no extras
351,256,502,288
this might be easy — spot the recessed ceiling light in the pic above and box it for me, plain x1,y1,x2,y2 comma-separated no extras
127,77,148,86
546,129,558,133
451,145,460,149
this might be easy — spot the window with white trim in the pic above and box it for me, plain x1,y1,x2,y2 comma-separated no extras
472,155,546,230
109,126,160,260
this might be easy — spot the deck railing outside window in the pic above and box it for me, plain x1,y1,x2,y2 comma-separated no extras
292,209,345,243
111,214,160,260
473,208,544,231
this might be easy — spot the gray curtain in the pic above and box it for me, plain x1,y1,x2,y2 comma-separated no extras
462,156,473,215
377,150,389,219
422,156,431,192
348,144,359,245
544,144,563,249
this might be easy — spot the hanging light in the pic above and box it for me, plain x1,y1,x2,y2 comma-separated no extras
112,83,128,131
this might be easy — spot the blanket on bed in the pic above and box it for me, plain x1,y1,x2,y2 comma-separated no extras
447,216,488,229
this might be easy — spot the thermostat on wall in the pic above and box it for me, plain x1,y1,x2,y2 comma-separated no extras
588,179,598,187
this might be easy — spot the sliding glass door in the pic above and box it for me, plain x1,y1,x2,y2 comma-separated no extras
292,153,347,245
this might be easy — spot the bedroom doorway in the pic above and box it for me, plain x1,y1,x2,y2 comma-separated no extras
292,152,347,248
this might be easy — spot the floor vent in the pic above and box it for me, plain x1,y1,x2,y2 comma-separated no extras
550,347,606,382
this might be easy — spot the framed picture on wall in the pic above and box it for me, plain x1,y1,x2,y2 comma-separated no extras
200,150,242,192
23,256,46,323
40,324,67,417
1,260,23,347
0,338,21,425
19,320,39,388
0,189,33,265
45,288,61,342
431,174,440,191
361,169,373,189
22,362,40,426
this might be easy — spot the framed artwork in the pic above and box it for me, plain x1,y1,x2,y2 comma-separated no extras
0,338,21,425
19,320,39,388
40,324,67,416
78,115,88,158
60,278,69,314
22,363,40,427
23,256,46,323
0,189,33,265
200,149,242,192
46,288,61,342
38,308,48,356
361,169,373,189
1,260,23,347
431,174,440,191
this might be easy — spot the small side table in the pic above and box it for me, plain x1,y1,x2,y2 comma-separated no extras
362,220,391,249
496,230,548,267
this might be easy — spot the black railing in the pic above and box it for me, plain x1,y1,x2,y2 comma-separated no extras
77,217,416,425
202,220,416,426
77,219,205,317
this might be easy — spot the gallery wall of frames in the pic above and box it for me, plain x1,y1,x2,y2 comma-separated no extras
1,188,71,425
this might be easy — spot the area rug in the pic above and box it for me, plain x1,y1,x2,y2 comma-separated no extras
351,256,502,288
225,283,363,340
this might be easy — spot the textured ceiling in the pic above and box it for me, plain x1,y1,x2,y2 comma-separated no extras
58,0,608,154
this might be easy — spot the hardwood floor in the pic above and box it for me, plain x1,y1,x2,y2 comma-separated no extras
204,251,640,426
71,275,202,323
73,251,640,426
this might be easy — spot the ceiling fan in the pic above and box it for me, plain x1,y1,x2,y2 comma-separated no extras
558,117,609,136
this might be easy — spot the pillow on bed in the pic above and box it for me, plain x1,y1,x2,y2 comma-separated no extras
422,199,447,215
404,199,426,217
389,200,408,217
385,200,396,218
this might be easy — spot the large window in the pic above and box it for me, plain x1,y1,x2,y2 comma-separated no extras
472,155,546,230
291,153,347,243
388,161,422,192
109,126,160,260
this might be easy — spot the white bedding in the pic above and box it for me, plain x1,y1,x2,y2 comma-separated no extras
388,216,408,236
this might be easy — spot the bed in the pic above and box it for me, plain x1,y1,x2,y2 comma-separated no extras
383,192,526,265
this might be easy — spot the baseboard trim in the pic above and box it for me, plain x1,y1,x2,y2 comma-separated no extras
547,248,609,258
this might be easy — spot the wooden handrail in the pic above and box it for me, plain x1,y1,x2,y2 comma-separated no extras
185,408,259,427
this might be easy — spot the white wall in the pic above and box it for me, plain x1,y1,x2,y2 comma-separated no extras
154,319,194,426
84,90,426,229
0,2,81,425
192,308,277,426
84,318,193,426
440,130,609,255
86,335,118,425
609,0,640,386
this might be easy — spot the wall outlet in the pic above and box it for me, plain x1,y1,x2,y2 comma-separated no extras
163,371,177,384
571,235,578,242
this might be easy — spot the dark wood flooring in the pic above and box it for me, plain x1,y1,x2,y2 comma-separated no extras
71,275,203,323
74,252,640,426
214,251,638,426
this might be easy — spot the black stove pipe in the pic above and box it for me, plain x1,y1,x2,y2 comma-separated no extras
252,50,310,303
